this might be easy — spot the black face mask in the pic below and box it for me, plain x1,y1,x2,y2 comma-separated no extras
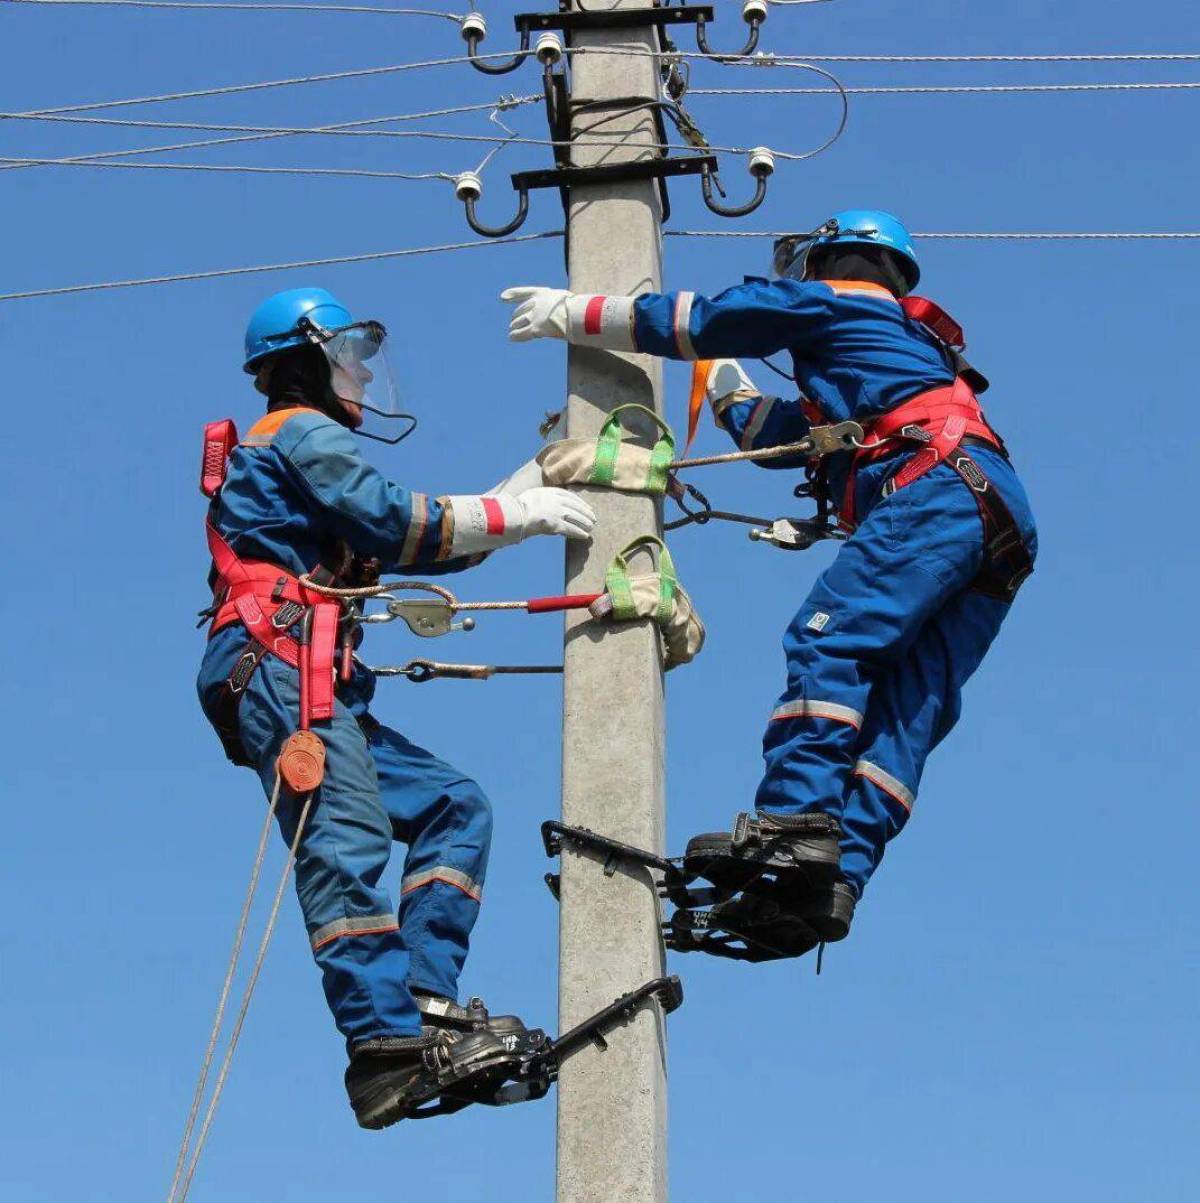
806,246,911,298
263,346,349,427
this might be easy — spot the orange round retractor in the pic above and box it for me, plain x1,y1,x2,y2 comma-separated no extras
277,730,326,793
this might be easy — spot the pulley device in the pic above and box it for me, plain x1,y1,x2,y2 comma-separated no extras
454,3,777,238
401,976,684,1120
542,818,852,966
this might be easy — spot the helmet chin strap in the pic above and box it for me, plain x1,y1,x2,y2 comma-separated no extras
353,410,419,446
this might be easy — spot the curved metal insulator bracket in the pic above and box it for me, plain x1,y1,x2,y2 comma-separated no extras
700,164,768,219
462,186,530,239
694,8,763,63
465,27,532,76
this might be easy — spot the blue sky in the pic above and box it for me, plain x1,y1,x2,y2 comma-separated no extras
2,2,1197,1200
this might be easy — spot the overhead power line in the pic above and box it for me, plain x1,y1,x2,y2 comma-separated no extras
0,97,542,172
4,0,463,15
666,230,1200,240
4,51,526,117
0,231,563,301
0,155,453,179
6,229,1200,303
693,81,1200,95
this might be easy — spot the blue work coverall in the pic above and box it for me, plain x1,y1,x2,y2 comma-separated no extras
631,278,1037,897
197,406,491,1047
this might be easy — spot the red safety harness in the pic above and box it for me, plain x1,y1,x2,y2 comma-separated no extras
835,296,1034,603
201,419,348,763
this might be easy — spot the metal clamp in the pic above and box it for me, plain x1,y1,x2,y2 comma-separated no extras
748,518,844,552
370,598,475,638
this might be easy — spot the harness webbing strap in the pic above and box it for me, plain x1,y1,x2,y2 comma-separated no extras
838,379,1032,603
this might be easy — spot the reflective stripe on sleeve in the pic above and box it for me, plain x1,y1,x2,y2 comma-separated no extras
398,493,429,565
310,914,400,951
740,397,775,451
854,759,916,812
770,699,864,729
672,291,698,359
401,866,483,902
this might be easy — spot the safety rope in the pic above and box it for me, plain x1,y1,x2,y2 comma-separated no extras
171,779,316,1203
670,440,833,470
165,782,279,1203
299,575,529,610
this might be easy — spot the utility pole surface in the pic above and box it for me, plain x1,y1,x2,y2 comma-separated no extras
557,4,668,1202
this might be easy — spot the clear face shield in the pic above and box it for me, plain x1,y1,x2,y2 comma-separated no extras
772,220,843,282
303,317,417,445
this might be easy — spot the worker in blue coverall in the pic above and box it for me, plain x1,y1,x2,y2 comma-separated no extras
501,211,1037,960
197,287,595,1126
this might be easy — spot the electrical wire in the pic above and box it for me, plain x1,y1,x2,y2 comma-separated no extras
693,82,1200,95
0,97,542,172
5,0,463,15
0,231,563,301
665,229,1200,240
4,50,529,118
0,155,454,179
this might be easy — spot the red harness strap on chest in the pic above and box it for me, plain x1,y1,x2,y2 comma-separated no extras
206,520,339,724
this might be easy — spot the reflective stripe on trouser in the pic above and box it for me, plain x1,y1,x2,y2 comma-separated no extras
756,446,1037,897
199,644,492,1043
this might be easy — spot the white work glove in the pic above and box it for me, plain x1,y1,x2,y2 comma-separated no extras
502,286,637,351
706,359,761,419
446,488,595,556
485,455,546,498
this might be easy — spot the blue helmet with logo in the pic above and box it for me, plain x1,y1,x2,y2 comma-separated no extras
773,209,920,294
243,286,356,374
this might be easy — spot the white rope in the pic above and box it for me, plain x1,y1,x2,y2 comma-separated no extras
0,230,562,301
166,785,281,1203
6,0,463,15
173,785,317,1203
6,50,528,117
693,81,1200,95
665,229,1200,240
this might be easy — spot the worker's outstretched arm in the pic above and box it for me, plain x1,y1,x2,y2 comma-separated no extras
503,278,833,361
276,412,594,574
703,359,814,471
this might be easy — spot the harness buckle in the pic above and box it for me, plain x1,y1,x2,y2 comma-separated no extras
228,649,261,696
271,600,306,630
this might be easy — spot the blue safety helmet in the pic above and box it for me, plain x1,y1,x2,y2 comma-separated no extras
243,286,356,374
773,209,920,295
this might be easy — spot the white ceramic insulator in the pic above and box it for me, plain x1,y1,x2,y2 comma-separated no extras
535,32,563,65
743,0,769,23
748,146,776,177
460,11,487,41
454,171,483,201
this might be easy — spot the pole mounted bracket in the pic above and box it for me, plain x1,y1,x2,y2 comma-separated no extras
463,5,768,75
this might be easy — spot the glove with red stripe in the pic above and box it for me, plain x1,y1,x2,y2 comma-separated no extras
446,488,596,556
502,286,636,352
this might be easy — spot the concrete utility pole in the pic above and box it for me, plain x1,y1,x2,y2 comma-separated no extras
557,3,668,1201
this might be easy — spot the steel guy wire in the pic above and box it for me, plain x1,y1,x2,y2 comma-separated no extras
0,97,543,172
0,230,563,301
5,0,463,15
